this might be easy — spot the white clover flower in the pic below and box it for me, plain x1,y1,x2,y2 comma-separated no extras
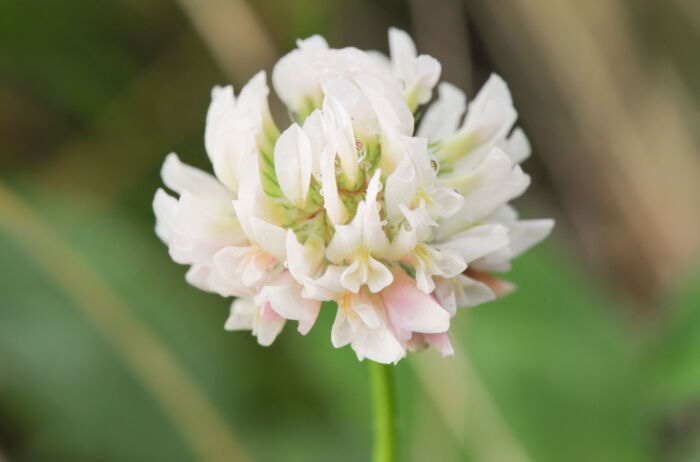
154,29,553,364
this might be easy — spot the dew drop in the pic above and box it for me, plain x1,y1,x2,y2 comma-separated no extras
430,158,440,172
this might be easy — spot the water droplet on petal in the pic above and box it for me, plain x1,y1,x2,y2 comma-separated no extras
430,158,440,172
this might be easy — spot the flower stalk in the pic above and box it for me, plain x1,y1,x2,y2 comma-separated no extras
369,361,397,462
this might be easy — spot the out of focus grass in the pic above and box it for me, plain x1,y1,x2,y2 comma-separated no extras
2,180,700,462
1,0,700,461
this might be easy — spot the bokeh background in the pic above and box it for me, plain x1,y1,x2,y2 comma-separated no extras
1,0,700,461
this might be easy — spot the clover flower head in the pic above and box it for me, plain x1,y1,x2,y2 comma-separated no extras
154,28,553,364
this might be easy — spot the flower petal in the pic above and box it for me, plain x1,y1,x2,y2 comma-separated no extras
161,153,234,203
274,123,313,207
225,298,256,331
258,272,321,335
381,269,450,339
417,82,466,142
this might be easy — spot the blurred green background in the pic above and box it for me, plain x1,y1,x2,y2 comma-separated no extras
1,0,700,461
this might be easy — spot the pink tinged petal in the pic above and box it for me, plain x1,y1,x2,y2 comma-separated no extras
256,302,286,346
423,333,455,357
274,123,313,207
465,269,515,298
381,269,450,339
259,272,321,335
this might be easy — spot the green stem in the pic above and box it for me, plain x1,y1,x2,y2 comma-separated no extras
368,361,397,462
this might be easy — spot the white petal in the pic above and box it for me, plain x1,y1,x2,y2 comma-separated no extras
225,298,256,331
326,213,363,263
340,260,365,293
274,123,313,207
321,75,378,140
456,274,496,308
366,257,394,293
185,265,213,292
301,109,325,175
256,303,286,346
322,96,360,185
161,153,233,203
410,55,441,105
389,27,417,64
320,147,349,225
204,87,242,191
153,188,178,244
272,36,328,114
360,171,390,253
351,324,405,364
353,300,382,329
440,148,530,232
211,246,265,297
435,223,509,263
258,273,321,335
300,265,346,301
463,74,513,131
285,230,324,281
507,219,554,257
384,154,418,221
417,82,466,142
501,127,531,164
249,217,287,261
